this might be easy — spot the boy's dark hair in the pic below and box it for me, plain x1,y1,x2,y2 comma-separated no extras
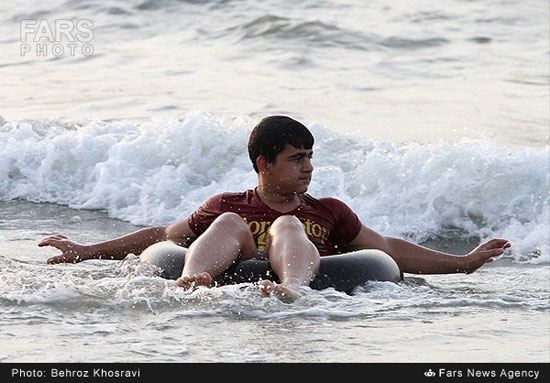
248,116,314,173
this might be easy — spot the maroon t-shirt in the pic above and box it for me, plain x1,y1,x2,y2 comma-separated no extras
188,189,362,256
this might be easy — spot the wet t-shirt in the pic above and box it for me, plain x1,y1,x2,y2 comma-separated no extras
188,189,362,256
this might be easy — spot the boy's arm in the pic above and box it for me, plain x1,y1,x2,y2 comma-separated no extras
345,224,511,274
39,218,197,264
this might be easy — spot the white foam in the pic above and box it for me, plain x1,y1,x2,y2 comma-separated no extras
1,113,548,263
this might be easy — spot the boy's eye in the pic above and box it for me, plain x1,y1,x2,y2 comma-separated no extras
290,153,313,163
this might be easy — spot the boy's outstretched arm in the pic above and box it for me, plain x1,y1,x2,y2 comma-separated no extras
38,219,196,264
346,224,511,274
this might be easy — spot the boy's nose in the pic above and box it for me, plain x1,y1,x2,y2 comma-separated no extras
302,158,313,172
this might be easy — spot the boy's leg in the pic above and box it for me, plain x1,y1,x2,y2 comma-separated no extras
176,212,258,288
259,215,320,302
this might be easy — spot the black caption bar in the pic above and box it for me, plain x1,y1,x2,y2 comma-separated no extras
2,363,548,382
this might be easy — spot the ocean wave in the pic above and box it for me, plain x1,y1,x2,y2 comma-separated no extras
224,14,451,53
1,113,548,263
2,255,546,317
228,15,377,51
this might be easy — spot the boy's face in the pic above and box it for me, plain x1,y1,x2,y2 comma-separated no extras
262,144,314,195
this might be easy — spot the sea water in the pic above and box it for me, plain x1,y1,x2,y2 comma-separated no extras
0,0,548,363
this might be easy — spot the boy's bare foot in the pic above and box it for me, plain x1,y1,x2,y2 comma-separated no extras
258,280,299,303
176,272,212,289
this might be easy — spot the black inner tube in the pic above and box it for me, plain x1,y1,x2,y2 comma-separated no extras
140,242,402,293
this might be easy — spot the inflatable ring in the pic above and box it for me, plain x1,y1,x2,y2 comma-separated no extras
140,241,402,293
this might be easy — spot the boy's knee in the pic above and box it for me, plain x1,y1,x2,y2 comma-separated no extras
209,213,255,245
211,212,248,230
270,215,304,234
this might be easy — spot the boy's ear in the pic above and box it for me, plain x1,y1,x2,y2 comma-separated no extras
256,156,270,174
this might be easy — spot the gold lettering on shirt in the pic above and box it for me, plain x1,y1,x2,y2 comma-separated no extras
247,218,330,252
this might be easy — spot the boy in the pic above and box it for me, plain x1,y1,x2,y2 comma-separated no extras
39,116,511,302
